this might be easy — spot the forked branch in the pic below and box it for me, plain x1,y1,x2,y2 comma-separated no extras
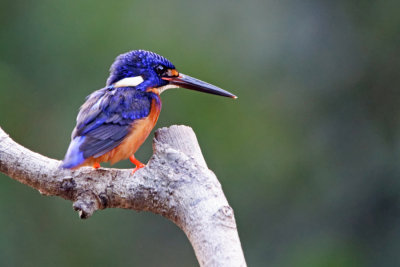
0,125,246,267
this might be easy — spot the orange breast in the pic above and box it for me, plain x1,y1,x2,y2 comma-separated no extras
84,96,161,166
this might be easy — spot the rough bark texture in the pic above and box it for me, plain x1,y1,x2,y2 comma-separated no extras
0,125,246,267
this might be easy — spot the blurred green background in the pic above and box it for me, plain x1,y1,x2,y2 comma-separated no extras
0,0,399,266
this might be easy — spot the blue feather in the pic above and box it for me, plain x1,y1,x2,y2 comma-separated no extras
62,87,156,168
62,136,86,168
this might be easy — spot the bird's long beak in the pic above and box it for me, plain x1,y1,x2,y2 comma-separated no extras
162,73,237,99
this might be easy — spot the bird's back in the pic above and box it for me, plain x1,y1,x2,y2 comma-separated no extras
62,87,160,168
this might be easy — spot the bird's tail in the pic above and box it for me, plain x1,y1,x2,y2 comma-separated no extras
62,136,86,169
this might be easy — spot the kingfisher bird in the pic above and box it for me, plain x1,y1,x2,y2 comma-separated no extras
62,50,236,173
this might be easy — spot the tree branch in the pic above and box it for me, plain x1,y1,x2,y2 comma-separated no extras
0,125,246,267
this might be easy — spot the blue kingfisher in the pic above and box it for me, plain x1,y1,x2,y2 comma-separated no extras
62,50,236,173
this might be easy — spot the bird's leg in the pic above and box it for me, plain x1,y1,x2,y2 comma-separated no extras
93,162,101,169
129,155,145,174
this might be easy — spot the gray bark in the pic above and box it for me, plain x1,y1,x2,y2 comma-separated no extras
0,125,246,267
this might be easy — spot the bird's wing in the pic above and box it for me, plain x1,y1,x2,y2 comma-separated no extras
62,88,152,168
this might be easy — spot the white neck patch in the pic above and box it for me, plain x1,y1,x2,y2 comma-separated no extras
114,76,144,88
157,84,179,94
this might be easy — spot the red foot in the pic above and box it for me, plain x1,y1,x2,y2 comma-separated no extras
129,155,145,174
93,162,101,169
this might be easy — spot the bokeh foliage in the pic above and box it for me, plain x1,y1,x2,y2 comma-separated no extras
1,0,400,266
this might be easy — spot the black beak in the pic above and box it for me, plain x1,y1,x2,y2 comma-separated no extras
162,73,237,99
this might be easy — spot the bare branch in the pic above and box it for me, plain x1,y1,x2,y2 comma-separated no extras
0,125,246,267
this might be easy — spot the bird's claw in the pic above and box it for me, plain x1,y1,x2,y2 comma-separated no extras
129,155,145,174
131,164,145,174
93,162,101,169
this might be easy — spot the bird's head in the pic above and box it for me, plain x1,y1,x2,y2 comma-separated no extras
106,50,237,98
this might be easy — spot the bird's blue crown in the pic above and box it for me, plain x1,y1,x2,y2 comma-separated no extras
106,50,175,91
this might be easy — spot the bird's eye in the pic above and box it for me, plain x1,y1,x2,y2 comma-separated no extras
155,65,166,75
